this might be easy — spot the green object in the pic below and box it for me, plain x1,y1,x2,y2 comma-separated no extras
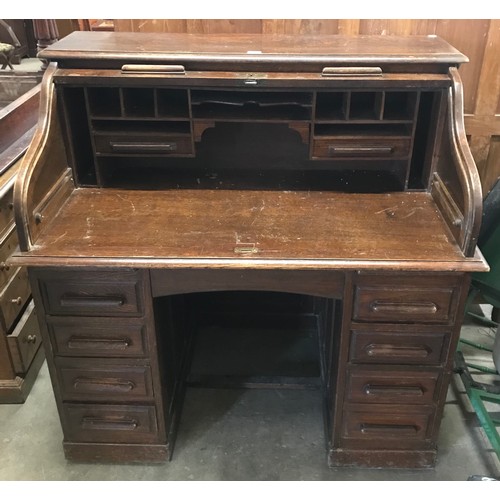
455,349,500,461
466,221,500,326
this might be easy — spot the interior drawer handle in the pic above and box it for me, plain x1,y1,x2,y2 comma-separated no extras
360,423,419,436
363,384,424,397
59,295,125,308
328,146,394,156
73,377,135,393
365,343,431,359
109,141,178,153
369,301,438,315
67,337,130,351
81,417,138,431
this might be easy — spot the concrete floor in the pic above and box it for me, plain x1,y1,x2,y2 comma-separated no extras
1,312,499,481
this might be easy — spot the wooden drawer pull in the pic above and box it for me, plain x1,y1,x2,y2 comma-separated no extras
321,66,383,77
369,301,438,315
360,423,419,435
363,384,424,397
81,417,138,431
109,141,178,153
73,377,135,393
121,64,185,74
365,343,431,359
67,337,130,351
60,295,125,308
328,146,393,156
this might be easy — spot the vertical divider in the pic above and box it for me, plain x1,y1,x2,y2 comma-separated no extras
187,89,195,154
376,92,385,120
343,91,351,120
153,88,160,119
404,91,421,190
83,87,103,187
119,88,126,118
309,91,317,159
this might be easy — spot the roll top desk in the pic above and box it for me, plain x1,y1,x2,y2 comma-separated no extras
11,32,488,468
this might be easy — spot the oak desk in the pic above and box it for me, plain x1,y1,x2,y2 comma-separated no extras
11,32,488,468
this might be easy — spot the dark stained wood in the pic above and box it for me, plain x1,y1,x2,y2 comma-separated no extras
12,32,487,468
12,189,484,271
39,32,467,72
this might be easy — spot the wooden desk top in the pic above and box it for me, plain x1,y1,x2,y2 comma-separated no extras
14,188,486,272
39,32,467,70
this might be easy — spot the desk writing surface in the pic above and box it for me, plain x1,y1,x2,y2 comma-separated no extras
23,188,483,270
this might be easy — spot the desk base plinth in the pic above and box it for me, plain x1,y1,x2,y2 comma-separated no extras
63,442,170,464
328,447,437,469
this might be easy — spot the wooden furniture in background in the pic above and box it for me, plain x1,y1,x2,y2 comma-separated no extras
114,19,500,198
11,32,487,467
0,84,43,403
0,20,36,65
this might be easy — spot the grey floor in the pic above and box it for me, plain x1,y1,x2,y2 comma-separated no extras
1,310,500,481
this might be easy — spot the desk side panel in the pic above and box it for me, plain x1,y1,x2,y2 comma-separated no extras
14,63,73,252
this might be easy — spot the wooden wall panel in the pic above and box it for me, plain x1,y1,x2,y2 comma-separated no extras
435,19,490,114
261,19,339,35
112,18,500,195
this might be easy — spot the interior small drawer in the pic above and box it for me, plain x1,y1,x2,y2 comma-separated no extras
0,266,31,332
63,403,160,444
345,367,440,405
7,300,42,374
342,404,434,444
36,269,144,317
349,325,450,365
312,138,411,159
94,133,193,156
56,358,154,402
353,284,459,324
47,316,148,358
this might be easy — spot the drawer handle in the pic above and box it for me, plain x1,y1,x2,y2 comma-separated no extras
321,66,383,77
363,384,424,397
26,334,38,344
0,262,10,271
121,64,185,74
365,343,431,359
67,337,130,351
369,301,438,315
328,146,394,156
109,141,178,153
73,377,135,393
10,296,22,306
81,417,138,432
360,423,419,436
59,295,125,308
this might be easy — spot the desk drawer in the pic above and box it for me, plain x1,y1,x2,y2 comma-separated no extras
353,278,460,324
94,133,193,156
312,138,411,160
63,403,159,444
349,325,450,365
48,316,148,358
0,226,19,289
56,358,154,402
36,269,144,317
7,301,41,374
346,367,440,405
342,404,434,445
0,185,14,235
0,266,30,331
